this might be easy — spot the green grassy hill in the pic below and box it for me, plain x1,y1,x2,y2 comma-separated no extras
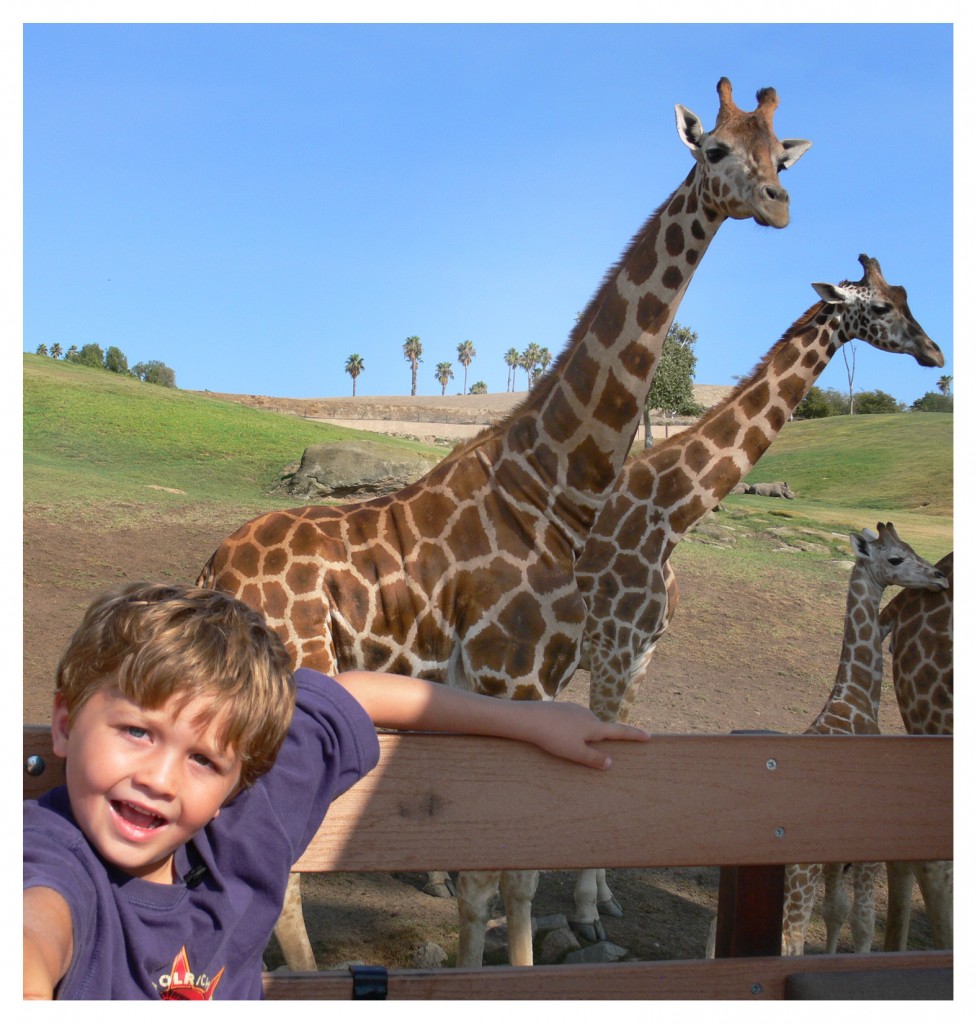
23,354,445,522
738,413,952,517
24,354,952,559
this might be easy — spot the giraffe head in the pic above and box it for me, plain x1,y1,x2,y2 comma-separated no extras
812,254,944,367
849,522,950,593
675,77,811,229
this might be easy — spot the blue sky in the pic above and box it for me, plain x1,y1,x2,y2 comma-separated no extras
22,20,956,407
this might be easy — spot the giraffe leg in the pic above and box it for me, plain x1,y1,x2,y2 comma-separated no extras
821,862,852,954
570,869,606,942
273,871,318,971
782,863,820,956
847,861,881,953
915,859,953,949
500,869,540,965
883,860,916,951
596,868,623,917
454,870,500,968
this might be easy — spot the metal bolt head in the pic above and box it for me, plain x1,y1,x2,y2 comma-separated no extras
751,983,763,995
766,758,777,770
25,754,46,777
774,826,785,838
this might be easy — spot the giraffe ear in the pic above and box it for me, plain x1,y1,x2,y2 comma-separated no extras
675,105,705,151
779,138,812,169
811,282,847,304
850,533,870,558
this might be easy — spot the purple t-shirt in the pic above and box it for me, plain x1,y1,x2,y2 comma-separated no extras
23,669,380,1000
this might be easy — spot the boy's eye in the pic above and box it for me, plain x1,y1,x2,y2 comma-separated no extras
191,753,216,770
125,725,148,739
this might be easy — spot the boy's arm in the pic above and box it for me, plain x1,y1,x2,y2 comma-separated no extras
24,886,73,999
334,671,650,769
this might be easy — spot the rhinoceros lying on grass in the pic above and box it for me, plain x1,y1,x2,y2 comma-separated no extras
730,480,796,499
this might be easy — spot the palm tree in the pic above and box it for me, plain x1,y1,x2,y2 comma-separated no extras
937,374,953,397
403,336,423,396
504,348,520,392
35,343,48,357
50,342,63,359
457,339,476,395
521,342,542,388
344,354,365,396
538,346,552,379
469,380,488,394
435,361,454,396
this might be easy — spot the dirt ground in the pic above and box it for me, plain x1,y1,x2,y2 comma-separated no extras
23,510,936,968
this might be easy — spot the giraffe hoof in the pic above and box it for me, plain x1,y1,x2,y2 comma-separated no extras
597,898,624,918
422,881,456,899
569,919,606,943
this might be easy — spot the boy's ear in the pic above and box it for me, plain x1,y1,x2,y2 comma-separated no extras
51,693,71,758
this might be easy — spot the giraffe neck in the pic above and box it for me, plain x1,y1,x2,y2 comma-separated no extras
498,169,724,547
811,561,886,734
647,301,843,537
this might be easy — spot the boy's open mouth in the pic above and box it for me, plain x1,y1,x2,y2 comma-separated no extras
112,800,166,831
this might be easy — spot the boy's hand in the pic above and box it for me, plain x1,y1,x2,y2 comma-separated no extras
520,701,650,769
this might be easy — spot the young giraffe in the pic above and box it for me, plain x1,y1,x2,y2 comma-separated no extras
197,78,811,970
781,524,949,956
568,254,944,937
879,551,953,951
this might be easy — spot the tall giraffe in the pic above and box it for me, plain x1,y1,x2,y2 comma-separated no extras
569,254,944,937
781,523,948,956
879,551,953,951
197,78,811,970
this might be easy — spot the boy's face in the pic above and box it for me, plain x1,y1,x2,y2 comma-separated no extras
52,684,243,884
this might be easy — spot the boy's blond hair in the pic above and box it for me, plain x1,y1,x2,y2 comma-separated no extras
55,581,295,787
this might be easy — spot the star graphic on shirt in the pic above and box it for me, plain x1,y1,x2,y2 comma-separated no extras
159,945,225,1000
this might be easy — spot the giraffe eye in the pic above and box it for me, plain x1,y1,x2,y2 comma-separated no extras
705,147,727,164
888,557,904,566
871,303,891,315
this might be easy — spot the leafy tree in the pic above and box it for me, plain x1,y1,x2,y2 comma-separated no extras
642,322,702,447
132,360,176,387
911,391,953,413
503,347,520,391
35,343,48,356
104,346,129,375
50,343,63,359
794,385,832,419
469,380,488,394
854,389,904,414
344,353,365,396
937,375,953,397
456,339,476,395
435,361,454,395
73,343,106,369
403,335,423,396
795,385,849,419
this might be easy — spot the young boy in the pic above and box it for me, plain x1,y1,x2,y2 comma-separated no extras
24,581,649,999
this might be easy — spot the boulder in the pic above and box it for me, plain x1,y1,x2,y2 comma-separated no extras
286,441,440,500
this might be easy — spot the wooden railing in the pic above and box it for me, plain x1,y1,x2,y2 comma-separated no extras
23,726,952,1000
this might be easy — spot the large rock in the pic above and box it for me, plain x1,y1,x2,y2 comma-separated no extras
286,441,440,500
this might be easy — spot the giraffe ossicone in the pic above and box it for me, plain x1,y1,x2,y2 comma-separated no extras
197,77,811,970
